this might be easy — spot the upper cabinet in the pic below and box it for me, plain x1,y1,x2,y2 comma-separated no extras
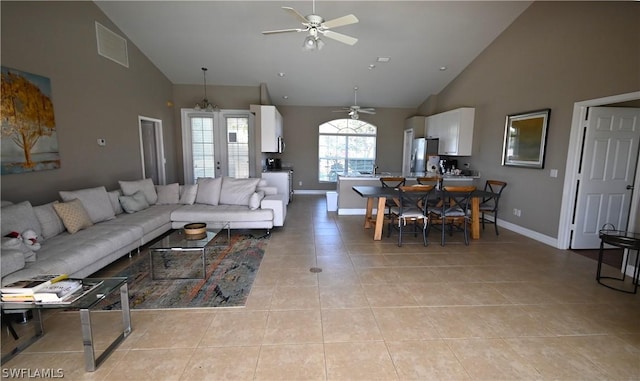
425,107,475,156
251,105,283,153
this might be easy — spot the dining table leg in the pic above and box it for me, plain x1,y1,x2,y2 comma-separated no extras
373,196,387,240
471,196,480,240
364,197,375,229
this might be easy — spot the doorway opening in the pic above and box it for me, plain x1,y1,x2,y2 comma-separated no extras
138,116,166,185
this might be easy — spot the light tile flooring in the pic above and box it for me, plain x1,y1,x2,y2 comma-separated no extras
2,195,639,380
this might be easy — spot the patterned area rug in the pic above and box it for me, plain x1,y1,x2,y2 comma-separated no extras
96,232,268,310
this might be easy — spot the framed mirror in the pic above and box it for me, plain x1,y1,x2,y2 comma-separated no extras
502,109,551,168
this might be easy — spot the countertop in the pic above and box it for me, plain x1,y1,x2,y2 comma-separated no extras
338,172,479,181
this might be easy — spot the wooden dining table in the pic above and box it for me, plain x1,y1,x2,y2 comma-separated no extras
352,185,497,241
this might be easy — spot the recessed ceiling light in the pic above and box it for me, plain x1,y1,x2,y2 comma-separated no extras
277,72,285,77
282,95,289,99
439,66,447,71
368,64,376,70
376,57,391,63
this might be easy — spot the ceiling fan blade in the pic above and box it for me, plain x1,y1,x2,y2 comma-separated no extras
282,7,309,24
322,14,359,29
262,28,304,35
359,109,376,114
322,30,358,45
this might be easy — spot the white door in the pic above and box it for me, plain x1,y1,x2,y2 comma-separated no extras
572,107,640,249
138,116,166,185
402,128,414,175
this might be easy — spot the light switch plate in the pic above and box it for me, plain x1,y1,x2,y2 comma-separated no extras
550,169,558,178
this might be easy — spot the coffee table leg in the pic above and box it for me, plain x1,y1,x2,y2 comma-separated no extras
0,309,45,366
81,282,132,372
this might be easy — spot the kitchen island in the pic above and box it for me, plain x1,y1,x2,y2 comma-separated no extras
336,173,480,215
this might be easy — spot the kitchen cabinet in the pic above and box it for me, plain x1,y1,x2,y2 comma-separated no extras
251,105,283,153
425,107,474,156
261,171,292,204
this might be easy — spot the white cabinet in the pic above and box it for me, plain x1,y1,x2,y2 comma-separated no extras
425,107,475,156
251,105,283,153
261,171,292,205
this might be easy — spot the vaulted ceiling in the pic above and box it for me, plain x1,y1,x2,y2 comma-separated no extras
95,1,531,109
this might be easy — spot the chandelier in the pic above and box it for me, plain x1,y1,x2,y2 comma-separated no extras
194,67,218,112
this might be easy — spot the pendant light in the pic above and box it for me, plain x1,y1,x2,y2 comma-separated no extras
194,67,218,112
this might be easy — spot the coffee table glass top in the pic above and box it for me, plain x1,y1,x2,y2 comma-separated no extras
151,223,230,250
1,277,127,310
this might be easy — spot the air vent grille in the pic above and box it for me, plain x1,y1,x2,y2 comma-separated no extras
95,22,129,68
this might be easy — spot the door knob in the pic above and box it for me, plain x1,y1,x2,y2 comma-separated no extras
627,185,634,190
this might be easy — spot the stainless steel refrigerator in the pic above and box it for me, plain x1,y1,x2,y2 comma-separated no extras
410,138,439,173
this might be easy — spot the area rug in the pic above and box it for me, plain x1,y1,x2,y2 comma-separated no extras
96,232,269,310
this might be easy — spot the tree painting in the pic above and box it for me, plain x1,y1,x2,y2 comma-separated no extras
1,67,60,174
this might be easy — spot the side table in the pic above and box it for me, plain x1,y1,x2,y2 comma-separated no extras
597,229,640,294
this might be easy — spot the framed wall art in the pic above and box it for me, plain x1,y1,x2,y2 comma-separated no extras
501,108,550,169
0,66,60,175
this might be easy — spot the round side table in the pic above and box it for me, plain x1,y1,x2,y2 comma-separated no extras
596,229,640,294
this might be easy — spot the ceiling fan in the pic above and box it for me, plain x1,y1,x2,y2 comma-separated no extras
262,0,359,50
334,87,376,120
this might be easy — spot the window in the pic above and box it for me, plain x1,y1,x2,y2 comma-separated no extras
225,116,250,178
318,119,377,182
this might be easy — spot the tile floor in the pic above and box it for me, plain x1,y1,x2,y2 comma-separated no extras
2,195,639,380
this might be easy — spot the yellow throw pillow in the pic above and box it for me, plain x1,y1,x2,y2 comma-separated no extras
52,199,93,234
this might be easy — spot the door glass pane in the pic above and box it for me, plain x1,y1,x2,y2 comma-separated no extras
226,117,249,178
191,116,215,180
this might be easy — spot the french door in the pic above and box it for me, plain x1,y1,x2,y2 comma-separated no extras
181,109,255,184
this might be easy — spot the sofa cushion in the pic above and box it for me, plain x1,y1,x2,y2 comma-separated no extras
249,191,266,210
33,201,65,240
59,186,115,224
119,191,150,213
1,248,25,277
1,237,36,262
119,178,158,205
171,204,274,223
155,183,179,204
53,199,94,234
179,184,198,205
219,177,260,206
196,177,222,206
107,190,124,215
1,201,42,239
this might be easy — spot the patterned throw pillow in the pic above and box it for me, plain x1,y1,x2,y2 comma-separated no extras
52,199,93,234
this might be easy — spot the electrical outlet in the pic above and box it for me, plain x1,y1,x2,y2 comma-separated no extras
513,208,522,217
298,181,302,186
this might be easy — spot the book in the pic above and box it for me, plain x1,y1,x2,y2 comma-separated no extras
1,294,37,302
1,274,69,294
33,280,83,302
36,280,104,305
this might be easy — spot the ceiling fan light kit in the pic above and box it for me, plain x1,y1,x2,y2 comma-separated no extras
262,1,359,51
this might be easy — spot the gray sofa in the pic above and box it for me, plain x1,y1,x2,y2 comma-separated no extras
1,177,286,286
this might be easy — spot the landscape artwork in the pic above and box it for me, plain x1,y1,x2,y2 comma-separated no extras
1,66,60,175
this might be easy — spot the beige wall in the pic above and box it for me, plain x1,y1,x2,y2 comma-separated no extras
1,1,176,205
418,1,640,238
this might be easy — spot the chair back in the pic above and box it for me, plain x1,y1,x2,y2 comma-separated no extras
380,177,406,188
439,186,476,217
416,176,440,186
396,185,434,215
484,180,507,196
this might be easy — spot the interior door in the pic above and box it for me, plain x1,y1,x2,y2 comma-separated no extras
572,107,640,249
138,117,166,185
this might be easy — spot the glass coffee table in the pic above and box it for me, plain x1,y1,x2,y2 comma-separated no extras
149,223,230,280
1,277,130,372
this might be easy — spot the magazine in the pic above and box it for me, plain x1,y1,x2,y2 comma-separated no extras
33,280,83,302
0,274,69,294
36,280,104,305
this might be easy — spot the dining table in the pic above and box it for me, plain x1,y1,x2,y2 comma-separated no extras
352,185,498,241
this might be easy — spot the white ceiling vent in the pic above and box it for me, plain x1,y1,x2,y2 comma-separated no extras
95,22,129,68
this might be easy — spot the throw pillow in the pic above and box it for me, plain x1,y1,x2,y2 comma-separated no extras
107,190,124,215
59,186,115,224
119,178,158,205
195,177,223,206
119,191,150,213
33,201,65,240
219,177,261,206
53,199,94,234
249,190,266,210
179,184,198,205
155,183,180,204
1,201,43,239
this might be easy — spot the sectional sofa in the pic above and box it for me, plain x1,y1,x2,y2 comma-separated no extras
1,177,286,285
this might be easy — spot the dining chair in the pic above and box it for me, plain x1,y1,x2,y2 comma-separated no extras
479,180,507,235
387,185,434,246
379,177,406,218
428,185,476,246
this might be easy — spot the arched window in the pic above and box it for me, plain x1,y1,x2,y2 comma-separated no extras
318,119,377,182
